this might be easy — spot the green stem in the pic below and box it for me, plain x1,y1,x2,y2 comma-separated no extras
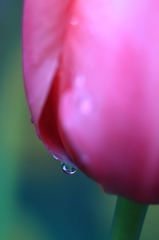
109,196,148,240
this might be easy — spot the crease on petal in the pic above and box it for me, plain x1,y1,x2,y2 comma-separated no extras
22,0,72,124
22,0,75,164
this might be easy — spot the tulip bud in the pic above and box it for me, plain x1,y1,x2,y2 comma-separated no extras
23,0,159,204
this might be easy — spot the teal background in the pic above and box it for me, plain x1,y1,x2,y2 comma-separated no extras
0,1,159,239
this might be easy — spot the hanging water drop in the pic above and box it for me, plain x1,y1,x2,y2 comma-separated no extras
61,163,77,175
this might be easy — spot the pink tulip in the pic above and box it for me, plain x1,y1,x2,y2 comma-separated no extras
22,0,159,204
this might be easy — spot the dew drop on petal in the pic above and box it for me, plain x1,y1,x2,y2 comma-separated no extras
79,98,93,114
74,76,85,88
61,163,77,175
31,117,34,124
69,15,79,25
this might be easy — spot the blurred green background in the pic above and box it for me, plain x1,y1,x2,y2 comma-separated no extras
1,1,159,240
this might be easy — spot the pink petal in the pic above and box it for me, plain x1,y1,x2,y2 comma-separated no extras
57,0,159,203
23,0,159,202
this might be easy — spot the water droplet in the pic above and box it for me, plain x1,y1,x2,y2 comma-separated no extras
74,76,85,88
69,15,79,25
79,98,93,114
52,155,59,160
31,117,34,124
80,153,90,164
61,163,77,175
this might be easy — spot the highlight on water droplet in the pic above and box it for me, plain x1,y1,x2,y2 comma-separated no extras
61,163,77,175
52,155,59,160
